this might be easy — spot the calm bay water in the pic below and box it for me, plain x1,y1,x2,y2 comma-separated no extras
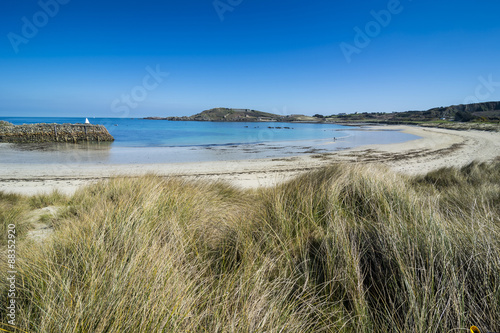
0,117,420,164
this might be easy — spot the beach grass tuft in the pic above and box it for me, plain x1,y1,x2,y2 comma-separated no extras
1,162,499,332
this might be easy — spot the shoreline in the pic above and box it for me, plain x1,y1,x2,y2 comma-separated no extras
1,125,499,195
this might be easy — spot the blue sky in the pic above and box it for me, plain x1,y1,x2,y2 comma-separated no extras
1,0,500,117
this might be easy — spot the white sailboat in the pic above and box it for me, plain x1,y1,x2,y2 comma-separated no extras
85,118,90,124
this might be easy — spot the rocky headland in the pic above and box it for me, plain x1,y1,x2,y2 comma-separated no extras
144,108,318,122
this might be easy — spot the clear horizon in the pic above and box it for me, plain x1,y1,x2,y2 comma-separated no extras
1,0,500,118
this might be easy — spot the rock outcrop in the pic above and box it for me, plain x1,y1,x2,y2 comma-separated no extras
0,122,114,143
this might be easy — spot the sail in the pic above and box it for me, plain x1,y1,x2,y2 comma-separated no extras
85,118,90,124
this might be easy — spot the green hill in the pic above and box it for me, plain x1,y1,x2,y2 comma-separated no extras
328,101,500,124
189,108,280,121
145,108,318,122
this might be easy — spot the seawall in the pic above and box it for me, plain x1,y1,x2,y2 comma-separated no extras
0,122,114,143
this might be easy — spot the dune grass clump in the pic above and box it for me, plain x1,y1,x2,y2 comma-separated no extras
0,161,499,332
0,192,30,247
0,190,68,246
257,162,500,331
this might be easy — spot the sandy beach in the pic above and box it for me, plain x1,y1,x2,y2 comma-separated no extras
1,125,499,196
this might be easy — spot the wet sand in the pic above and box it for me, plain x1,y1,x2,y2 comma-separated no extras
1,125,499,195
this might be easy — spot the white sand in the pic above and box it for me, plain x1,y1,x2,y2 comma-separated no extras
1,125,499,196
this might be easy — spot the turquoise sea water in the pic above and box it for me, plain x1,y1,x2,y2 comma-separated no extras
0,117,420,164
2,117,354,147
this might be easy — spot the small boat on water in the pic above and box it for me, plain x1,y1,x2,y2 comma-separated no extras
85,118,90,124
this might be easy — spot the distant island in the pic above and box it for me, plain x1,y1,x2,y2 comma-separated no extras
145,108,318,122
145,102,500,131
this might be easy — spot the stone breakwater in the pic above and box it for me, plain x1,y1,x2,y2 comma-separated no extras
0,122,114,143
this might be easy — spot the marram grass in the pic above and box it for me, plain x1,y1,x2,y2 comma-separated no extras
1,161,499,332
